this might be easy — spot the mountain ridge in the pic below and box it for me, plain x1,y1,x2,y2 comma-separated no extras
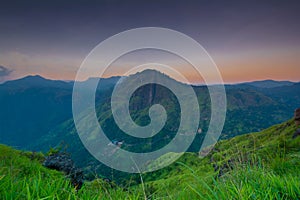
0,70,299,163
2,71,298,87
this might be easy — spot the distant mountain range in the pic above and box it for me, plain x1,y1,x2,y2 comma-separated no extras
0,70,299,179
0,75,118,148
241,79,295,88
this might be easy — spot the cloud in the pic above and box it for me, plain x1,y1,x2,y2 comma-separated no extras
0,65,13,78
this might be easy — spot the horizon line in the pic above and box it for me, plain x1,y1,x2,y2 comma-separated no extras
1,71,299,86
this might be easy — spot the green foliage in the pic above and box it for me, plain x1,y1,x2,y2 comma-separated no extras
1,119,299,199
46,143,69,156
0,144,143,199
187,166,300,200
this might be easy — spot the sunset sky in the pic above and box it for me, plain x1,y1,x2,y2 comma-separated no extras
0,0,299,83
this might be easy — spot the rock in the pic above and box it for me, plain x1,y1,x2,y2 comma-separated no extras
43,153,84,190
212,159,234,177
43,153,74,173
295,108,300,125
212,163,218,171
217,159,234,177
69,168,84,189
293,129,300,139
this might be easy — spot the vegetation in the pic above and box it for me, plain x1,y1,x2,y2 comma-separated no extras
23,72,299,183
1,119,299,199
1,72,299,149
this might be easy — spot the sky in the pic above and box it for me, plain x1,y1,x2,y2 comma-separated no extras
0,0,299,83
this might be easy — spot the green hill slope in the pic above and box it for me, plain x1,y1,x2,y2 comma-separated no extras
27,71,300,182
1,71,299,151
1,118,299,199
0,144,142,199
141,119,300,199
0,144,76,199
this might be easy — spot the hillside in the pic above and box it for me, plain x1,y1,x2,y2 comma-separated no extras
131,118,300,199
241,80,294,88
0,76,73,147
1,118,299,199
23,71,299,181
0,76,117,147
1,70,299,185
1,71,299,150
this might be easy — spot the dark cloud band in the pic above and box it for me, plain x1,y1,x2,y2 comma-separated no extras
0,65,13,77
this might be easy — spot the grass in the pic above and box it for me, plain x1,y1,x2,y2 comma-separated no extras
0,144,144,199
0,119,299,199
185,162,300,200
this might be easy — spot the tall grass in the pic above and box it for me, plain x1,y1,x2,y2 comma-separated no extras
1,119,299,199
187,165,300,200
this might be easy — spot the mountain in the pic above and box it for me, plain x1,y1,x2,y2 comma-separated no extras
0,70,299,170
260,82,300,105
2,75,72,89
1,117,299,199
0,76,73,148
20,70,298,183
241,79,295,88
0,75,119,148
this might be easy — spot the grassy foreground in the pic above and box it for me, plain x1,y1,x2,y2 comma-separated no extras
0,119,299,199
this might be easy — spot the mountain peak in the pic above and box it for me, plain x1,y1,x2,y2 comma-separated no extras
21,74,47,81
2,74,70,89
127,69,178,83
244,79,294,88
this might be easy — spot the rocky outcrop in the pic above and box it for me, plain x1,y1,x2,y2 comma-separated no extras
43,153,84,190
